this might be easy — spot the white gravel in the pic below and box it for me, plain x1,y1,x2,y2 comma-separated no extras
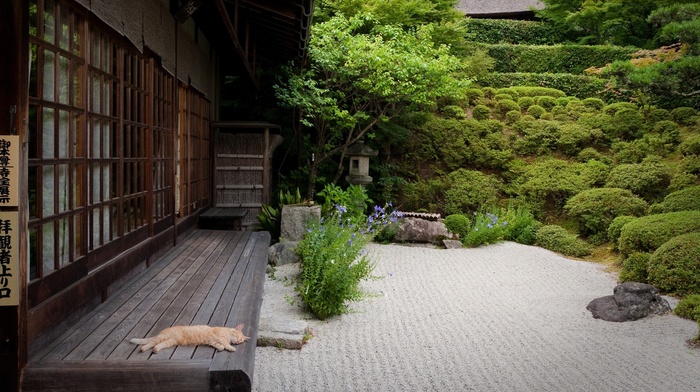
253,242,700,392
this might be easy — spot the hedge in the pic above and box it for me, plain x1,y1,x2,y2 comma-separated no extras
617,211,700,256
648,232,700,296
649,185,700,214
478,73,616,100
469,43,637,74
463,18,564,45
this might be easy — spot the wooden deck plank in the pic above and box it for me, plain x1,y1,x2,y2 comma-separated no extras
62,231,222,361
21,360,210,392
87,231,238,361
33,231,211,362
168,231,253,360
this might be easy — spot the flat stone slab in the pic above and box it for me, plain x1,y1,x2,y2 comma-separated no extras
256,317,311,350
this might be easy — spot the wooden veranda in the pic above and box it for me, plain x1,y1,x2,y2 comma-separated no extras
20,230,270,392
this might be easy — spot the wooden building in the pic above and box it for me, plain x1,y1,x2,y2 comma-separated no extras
456,0,544,19
0,1,313,391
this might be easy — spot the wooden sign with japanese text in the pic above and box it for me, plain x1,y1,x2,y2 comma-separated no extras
0,135,19,207
0,212,18,306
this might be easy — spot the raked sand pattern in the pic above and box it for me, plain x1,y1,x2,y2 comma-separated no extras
253,242,700,392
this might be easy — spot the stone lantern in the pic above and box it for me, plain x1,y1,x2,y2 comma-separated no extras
345,139,378,186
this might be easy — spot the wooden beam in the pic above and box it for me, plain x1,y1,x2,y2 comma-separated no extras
214,0,258,88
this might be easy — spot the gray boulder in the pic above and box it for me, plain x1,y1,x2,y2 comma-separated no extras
394,217,450,244
268,241,299,266
587,282,671,322
443,239,463,249
280,204,321,242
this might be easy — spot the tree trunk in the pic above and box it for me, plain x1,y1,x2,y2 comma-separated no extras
306,159,318,201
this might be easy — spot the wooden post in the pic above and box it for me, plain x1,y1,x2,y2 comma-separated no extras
0,1,28,391
262,127,270,204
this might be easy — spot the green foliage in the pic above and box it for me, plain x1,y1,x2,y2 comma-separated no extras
582,98,605,111
397,177,445,213
505,110,521,125
671,107,698,125
317,184,372,225
647,107,672,123
619,252,651,283
472,104,491,120
605,157,672,202
462,209,507,247
526,105,546,119
513,119,561,155
443,169,501,215
517,96,535,110
564,188,649,240
650,185,700,214
535,225,592,257
465,88,485,105
668,173,698,193
417,117,469,170
648,232,700,295
611,140,651,164
680,135,700,156
474,43,636,74
479,73,612,99
577,148,609,164
618,211,700,256
603,102,639,116
255,189,305,241
608,215,637,246
495,93,514,101
496,88,521,100
500,204,542,245
444,214,471,238
612,108,646,140
441,105,466,119
496,99,521,118
558,123,600,156
674,294,700,321
535,96,558,110
463,18,564,45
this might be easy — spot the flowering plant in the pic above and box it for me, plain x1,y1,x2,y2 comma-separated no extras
295,202,401,319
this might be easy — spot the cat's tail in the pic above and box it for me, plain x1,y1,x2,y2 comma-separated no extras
130,338,149,345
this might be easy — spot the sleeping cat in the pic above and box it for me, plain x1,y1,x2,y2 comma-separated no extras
130,323,249,353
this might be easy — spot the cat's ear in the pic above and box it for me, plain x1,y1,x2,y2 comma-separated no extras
234,323,244,331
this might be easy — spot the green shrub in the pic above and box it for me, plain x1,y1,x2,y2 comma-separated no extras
564,188,648,239
535,96,557,110
682,155,700,175
505,110,521,125
558,123,597,156
479,73,611,99
652,120,681,146
482,87,497,99
603,102,638,116
618,211,700,256
671,107,698,125
496,99,521,118
607,215,636,246
255,188,306,241
463,18,564,45
605,157,672,202
496,88,521,99
611,140,651,164
668,173,698,193
472,104,491,121
444,214,471,238
501,204,542,245
398,178,445,213
495,93,514,101
536,225,592,257
556,97,571,106
619,252,651,283
295,208,375,320
647,108,671,123
675,295,700,321
514,120,561,155
510,86,566,98
526,105,546,119
650,186,700,214
541,112,554,121
441,105,466,119
444,169,501,215
418,117,469,170
648,232,700,295
577,147,609,164
465,88,485,105
612,108,646,140
680,135,700,156
582,98,605,111
462,209,507,247
517,96,534,110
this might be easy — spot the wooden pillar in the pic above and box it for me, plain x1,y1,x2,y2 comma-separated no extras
0,1,29,391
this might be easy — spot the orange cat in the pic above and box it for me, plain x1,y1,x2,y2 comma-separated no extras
130,324,249,353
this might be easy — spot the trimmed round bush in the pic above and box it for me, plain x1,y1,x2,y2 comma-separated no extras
668,173,698,193
444,169,502,215
555,96,571,106
680,135,700,156
675,294,700,321
495,93,514,101
607,215,636,246
535,96,557,110
496,88,520,99
582,98,605,111
496,99,521,118
671,107,697,125
472,104,491,121
650,185,700,214
682,155,700,174
577,147,609,164
505,110,521,125
605,157,672,202
619,252,651,283
535,225,592,257
647,108,671,123
442,105,466,119
510,86,565,98
517,96,535,110
564,188,648,239
465,88,485,105
612,108,645,139
526,104,546,119
444,214,471,238
603,102,638,116
652,120,681,146
648,232,700,295
618,211,700,256
558,123,594,156
482,87,497,99
541,112,554,120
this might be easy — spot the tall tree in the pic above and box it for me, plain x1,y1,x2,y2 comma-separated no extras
274,14,468,199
